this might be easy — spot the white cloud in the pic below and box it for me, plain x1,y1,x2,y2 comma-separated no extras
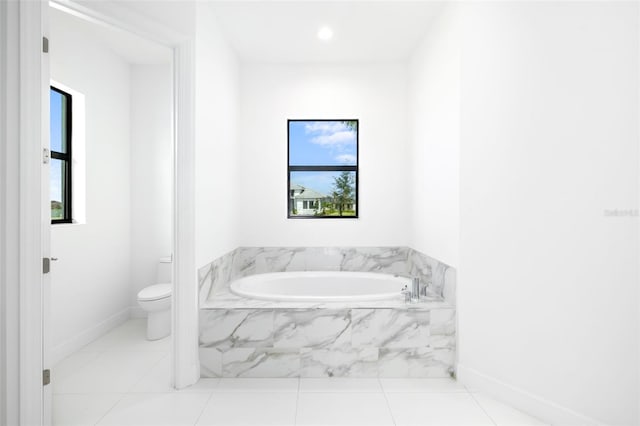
311,131,356,147
335,154,357,164
304,121,346,134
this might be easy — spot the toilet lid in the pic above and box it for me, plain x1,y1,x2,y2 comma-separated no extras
138,283,172,301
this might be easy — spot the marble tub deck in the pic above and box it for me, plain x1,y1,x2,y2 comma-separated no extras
202,286,452,310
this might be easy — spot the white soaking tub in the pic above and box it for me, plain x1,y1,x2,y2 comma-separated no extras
229,271,408,302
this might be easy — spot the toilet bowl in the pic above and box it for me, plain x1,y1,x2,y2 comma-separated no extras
137,257,172,340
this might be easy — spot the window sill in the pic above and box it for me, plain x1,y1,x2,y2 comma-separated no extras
51,220,85,227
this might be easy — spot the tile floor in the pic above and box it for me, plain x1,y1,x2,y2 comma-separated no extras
53,319,548,426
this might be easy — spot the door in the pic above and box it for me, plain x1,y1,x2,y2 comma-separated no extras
42,5,52,425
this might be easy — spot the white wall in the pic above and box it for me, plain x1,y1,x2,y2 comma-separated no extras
408,5,460,268
130,64,173,306
195,2,241,268
238,63,410,247
50,8,132,361
456,3,639,425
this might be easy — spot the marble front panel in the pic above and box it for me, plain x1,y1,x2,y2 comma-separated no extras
378,347,443,377
351,309,430,349
199,309,274,349
199,307,455,378
222,348,300,378
430,308,456,350
199,347,222,377
273,309,351,349
300,347,378,378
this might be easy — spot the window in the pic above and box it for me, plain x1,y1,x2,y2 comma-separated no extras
50,86,72,223
288,120,358,218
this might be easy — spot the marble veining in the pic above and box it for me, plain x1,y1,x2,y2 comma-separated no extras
301,347,378,378
199,310,274,349
199,306,455,378
222,348,300,378
408,248,456,304
197,246,457,378
351,309,430,349
198,246,457,306
273,310,351,349
430,308,456,350
378,347,447,378
198,249,235,305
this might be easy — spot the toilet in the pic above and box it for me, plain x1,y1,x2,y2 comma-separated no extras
137,256,172,340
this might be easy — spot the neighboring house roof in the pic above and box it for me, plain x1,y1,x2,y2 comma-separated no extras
291,184,328,200
290,183,305,191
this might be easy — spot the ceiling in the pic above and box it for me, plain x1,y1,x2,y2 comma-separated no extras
49,1,445,64
209,1,446,63
50,4,172,65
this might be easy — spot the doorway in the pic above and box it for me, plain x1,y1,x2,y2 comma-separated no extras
2,1,198,423
47,4,174,422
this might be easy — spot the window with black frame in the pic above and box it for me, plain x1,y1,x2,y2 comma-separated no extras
50,86,72,224
288,119,358,218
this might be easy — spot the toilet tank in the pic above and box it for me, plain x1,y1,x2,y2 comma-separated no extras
156,256,172,283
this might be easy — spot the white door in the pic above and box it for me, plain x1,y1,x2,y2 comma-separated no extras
42,5,52,425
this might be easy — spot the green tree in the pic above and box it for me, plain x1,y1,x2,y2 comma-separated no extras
332,171,355,216
342,120,357,132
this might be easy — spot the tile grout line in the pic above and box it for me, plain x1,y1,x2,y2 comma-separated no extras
294,377,301,425
192,389,216,426
54,347,109,391
52,350,103,386
466,386,499,426
378,377,398,426
125,351,172,393
91,393,127,426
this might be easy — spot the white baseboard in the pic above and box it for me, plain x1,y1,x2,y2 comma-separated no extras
50,307,131,365
457,363,605,426
129,306,147,319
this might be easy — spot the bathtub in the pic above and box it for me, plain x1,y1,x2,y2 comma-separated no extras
229,271,409,302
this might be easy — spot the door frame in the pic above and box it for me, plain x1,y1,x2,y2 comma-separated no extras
3,1,199,423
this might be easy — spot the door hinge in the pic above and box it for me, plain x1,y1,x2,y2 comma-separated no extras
43,257,50,274
43,148,50,164
42,37,49,53
43,369,50,386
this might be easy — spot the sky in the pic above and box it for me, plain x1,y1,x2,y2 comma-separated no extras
289,120,357,194
50,89,64,204
289,120,357,166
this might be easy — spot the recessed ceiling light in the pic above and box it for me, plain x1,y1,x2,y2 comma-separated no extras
317,26,333,41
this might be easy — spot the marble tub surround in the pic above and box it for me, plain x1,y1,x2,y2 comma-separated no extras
198,249,235,306
199,306,456,378
197,246,456,305
229,247,410,279
197,247,456,378
408,249,456,305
